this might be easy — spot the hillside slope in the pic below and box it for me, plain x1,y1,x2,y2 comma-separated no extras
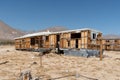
0,21,24,40
40,26,69,32
103,34,120,39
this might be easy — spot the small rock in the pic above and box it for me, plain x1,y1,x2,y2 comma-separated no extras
6,50,10,52
33,62,37,64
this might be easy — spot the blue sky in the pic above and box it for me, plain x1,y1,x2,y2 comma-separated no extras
0,0,120,34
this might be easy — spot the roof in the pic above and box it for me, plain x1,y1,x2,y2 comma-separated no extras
53,28,101,34
15,31,51,39
15,28,101,39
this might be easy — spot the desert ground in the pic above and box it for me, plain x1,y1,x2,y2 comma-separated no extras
0,46,120,80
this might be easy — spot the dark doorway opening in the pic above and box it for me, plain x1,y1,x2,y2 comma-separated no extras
57,35,60,41
31,38,35,45
56,35,60,48
56,34,62,54
76,39,78,48
71,33,81,39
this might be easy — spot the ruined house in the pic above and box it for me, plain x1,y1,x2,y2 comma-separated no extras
102,38,120,51
15,28,102,50
15,28,102,57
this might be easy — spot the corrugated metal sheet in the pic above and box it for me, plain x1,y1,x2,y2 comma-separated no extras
64,49,101,57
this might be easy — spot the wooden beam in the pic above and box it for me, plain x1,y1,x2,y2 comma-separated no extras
100,39,103,61
0,61,9,65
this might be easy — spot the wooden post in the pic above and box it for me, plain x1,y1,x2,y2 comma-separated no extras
40,53,43,68
100,39,103,61
24,74,28,80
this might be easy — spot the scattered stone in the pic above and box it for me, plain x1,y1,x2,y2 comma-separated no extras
115,58,120,61
32,62,37,65
6,50,10,52
18,70,32,80
0,61,9,65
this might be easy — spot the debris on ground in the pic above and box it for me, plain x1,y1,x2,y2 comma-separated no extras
0,46,120,80
0,61,9,65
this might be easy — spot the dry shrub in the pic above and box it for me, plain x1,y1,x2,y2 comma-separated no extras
0,40,14,45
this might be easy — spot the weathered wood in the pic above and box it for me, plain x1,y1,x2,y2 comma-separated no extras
0,61,9,65
102,39,120,51
15,29,102,51
100,39,103,61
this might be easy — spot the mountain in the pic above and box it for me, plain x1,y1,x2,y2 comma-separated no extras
0,20,24,40
102,34,120,39
39,26,69,32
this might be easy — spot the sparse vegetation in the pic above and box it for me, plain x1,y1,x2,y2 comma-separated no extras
0,40,14,45
0,46,120,80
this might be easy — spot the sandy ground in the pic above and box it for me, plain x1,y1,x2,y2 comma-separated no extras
0,46,120,80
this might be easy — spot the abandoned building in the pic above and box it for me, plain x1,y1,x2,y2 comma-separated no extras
15,28,102,50
15,28,102,57
102,38,120,51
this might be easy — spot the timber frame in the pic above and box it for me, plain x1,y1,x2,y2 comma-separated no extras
15,28,102,51
102,38,120,51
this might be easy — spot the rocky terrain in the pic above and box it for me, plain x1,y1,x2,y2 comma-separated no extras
39,26,68,32
0,20,69,41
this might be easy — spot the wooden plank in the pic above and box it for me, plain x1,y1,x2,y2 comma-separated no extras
49,35,53,48
84,37,88,44
81,31,84,38
78,39,81,48
100,39,103,61
84,31,88,37
0,61,9,65
70,39,75,48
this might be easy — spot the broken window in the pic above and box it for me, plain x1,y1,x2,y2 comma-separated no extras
115,40,117,42
106,40,109,42
71,33,81,39
46,36,49,41
31,38,35,45
22,39,24,42
93,33,96,39
35,39,39,44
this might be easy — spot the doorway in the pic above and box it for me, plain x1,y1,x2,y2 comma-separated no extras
57,35,60,41
76,39,78,48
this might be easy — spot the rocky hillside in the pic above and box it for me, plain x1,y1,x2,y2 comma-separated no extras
39,26,69,32
0,20,24,40
103,34,120,39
